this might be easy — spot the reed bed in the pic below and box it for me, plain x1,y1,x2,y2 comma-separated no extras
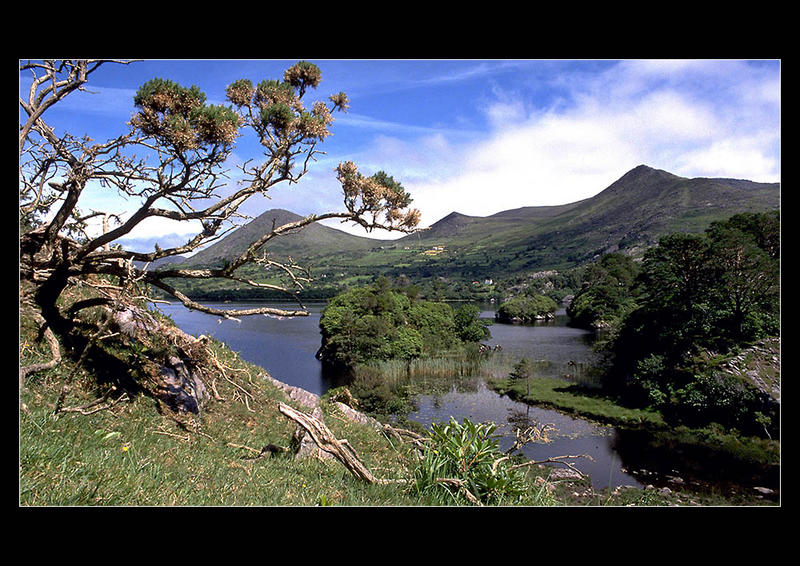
362,350,603,389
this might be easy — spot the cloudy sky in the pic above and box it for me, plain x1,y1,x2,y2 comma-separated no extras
20,59,781,249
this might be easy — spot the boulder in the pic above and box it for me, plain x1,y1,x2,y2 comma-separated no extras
158,355,209,414
263,373,320,409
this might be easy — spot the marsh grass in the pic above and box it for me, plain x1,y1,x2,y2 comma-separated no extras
488,375,666,429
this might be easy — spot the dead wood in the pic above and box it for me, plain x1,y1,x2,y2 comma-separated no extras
508,454,594,478
19,312,62,389
434,478,482,506
278,402,378,483
59,386,130,415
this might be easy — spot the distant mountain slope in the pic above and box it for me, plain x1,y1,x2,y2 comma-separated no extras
397,165,779,270
170,165,779,284
181,208,379,268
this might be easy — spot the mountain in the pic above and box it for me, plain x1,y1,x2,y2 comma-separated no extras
167,165,779,288
180,208,379,268
389,165,779,275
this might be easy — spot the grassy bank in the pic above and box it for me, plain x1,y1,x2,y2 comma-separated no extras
19,287,776,506
20,298,569,506
488,376,666,429
20,339,426,506
487,375,780,485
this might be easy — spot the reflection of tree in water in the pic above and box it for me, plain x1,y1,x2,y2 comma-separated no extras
610,428,780,494
560,360,603,388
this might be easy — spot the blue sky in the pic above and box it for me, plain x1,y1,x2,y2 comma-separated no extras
20,59,781,249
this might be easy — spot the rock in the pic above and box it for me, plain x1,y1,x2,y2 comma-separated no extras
157,355,209,413
334,401,382,429
264,373,320,409
113,306,160,336
715,338,780,403
548,467,584,481
112,304,212,414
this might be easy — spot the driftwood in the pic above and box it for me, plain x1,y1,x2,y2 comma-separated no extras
278,402,378,483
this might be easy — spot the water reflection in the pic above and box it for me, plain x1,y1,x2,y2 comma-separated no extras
157,301,641,489
409,380,643,490
154,301,775,496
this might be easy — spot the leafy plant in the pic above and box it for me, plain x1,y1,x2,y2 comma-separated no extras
411,417,528,505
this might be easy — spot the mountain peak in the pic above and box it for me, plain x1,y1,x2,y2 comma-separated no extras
252,208,303,223
600,164,684,197
622,164,679,179
440,211,469,221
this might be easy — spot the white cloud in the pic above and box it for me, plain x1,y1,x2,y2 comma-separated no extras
678,139,779,181
357,61,780,231
40,60,779,246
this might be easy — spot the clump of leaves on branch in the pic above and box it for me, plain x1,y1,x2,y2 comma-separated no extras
19,59,420,386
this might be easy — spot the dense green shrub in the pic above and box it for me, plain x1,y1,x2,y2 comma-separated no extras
317,277,488,368
496,294,557,323
601,210,780,435
452,303,491,343
411,418,529,505
566,253,641,329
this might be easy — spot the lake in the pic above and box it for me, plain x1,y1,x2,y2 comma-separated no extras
155,301,777,495
156,300,646,490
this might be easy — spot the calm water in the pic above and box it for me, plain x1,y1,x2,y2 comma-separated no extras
155,301,777,495
407,308,643,490
157,301,342,395
157,301,642,490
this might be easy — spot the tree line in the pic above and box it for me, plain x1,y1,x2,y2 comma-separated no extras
568,210,780,437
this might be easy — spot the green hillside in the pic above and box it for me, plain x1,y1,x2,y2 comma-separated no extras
164,165,779,298
385,165,779,276
181,208,379,268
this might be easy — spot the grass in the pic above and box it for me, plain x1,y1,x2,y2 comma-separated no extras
19,344,441,506
20,344,774,506
19,287,565,507
19,280,776,507
488,376,666,429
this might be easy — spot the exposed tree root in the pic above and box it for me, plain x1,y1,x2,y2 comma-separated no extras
19,312,62,389
58,386,130,415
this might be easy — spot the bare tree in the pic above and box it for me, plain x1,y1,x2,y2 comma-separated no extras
20,59,420,374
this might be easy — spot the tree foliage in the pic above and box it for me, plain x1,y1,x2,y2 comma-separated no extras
599,210,780,434
19,60,421,383
317,277,489,368
496,294,558,323
566,253,641,329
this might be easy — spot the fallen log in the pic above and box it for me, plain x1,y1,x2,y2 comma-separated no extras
278,402,377,483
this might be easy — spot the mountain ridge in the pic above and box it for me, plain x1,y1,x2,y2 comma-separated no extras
171,164,779,282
